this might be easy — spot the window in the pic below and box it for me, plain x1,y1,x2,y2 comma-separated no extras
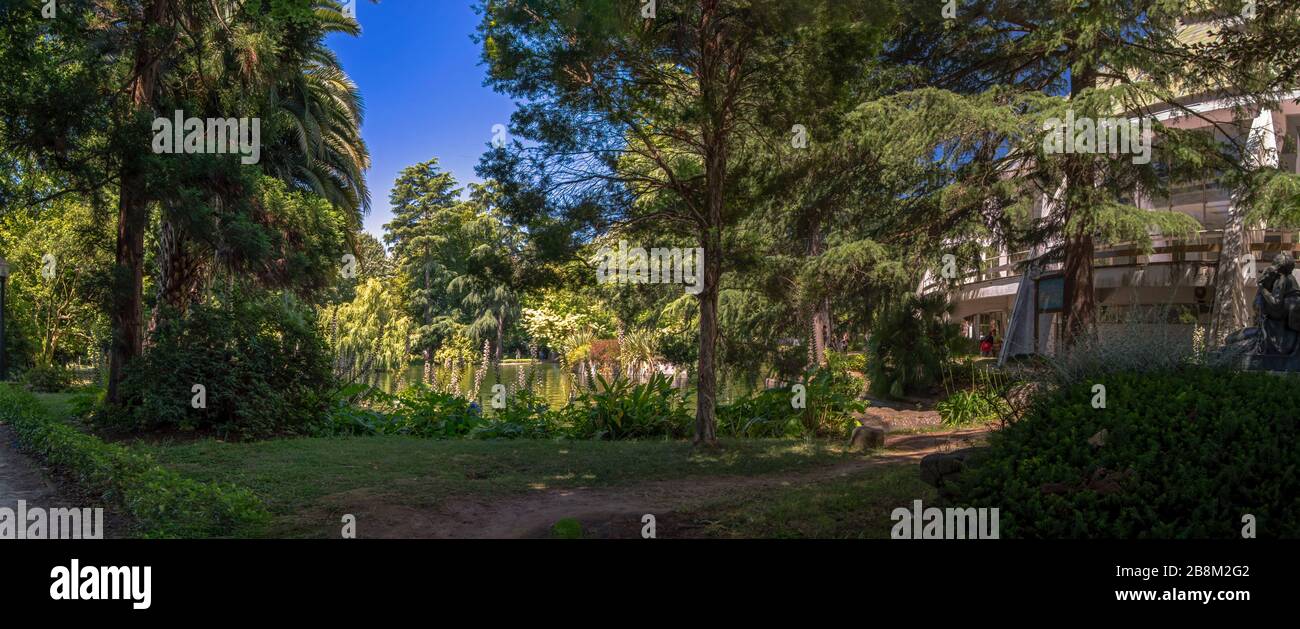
1037,276,1064,312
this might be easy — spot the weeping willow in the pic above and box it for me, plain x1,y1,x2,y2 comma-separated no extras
323,279,415,385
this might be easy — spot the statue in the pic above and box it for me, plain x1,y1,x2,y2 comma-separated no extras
1226,251,1300,370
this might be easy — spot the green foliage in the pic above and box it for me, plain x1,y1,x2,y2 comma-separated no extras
311,383,388,437
111,292,334,439
0,194,111,371
562,374,693,440
324,278,416,382
936,389,1009,427
827,351,867,376
718,365,866,438
0,385,268,538
867,293,963,398
938,360,1014,426
20,363,75,393
801,365,869,436
470,390,558,440
718,387,808,438
310,384,486,440
386,387,483,439
520,287,618,359
551,518,583,539
957,368,1300,538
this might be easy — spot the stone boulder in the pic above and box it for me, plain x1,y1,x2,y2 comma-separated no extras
848,425,886,451
919,446,987,492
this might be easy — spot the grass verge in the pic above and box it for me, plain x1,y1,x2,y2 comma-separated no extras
673,463,936,538
135,436,865,537
2,384,268,538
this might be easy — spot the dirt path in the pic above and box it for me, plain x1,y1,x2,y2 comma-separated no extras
338,428,989,539
0,424,70,510
0,426,83,522
0,424,127,537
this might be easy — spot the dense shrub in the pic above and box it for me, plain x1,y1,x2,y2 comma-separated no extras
826,350,867,376
0,385,268,537
563,374,692,439
20,363,74,392
656,330,698,367
470,390,558,439
936,389,1009,426
386,387,483,438
311,383,390,436
955,368,1300,538
867,293,963,398
110,294,334,438
718,387,805,438
719,366,867,438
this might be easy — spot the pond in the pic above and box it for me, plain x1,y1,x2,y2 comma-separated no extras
361,361,756,408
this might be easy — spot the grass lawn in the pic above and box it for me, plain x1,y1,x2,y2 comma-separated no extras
31,391,87,423
134,436,870,537
677,464,936,539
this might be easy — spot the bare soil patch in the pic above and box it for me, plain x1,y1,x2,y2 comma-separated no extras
314,428,990,539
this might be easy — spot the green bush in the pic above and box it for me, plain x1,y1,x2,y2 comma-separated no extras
20,363,74,392
0,385,268,538
955,368,1300,538
866,293,964,398
470,390,558,439
826,351,867,376
311,383,390,436
719,366,865,438
937,389,1009,426
563,374,692,440
718,387,807,438
385,386,483,438
110,293,334,438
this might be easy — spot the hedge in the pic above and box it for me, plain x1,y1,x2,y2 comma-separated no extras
0,385,269,538
955,368,1300,538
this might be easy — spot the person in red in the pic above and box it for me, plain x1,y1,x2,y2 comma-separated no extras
979,321,998,357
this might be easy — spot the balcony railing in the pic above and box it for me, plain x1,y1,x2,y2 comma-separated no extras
956,229,1299,286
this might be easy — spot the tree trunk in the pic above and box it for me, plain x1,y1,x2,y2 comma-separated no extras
694,225,722,447
107,175,149,404
495,315,505,363
692,0,726,448
1061,229,1097,347
1059,66,1098,349
107,0,168,405
807,218,830,367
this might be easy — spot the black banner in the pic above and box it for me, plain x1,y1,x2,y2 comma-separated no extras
2,540,1292,618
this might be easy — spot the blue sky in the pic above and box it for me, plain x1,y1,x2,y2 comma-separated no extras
327,1,516,242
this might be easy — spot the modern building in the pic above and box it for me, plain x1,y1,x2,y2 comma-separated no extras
939,22,1300,361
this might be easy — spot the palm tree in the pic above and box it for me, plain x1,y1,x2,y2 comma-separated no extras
151,0,370,320
866,293,963,399
263,2,371,231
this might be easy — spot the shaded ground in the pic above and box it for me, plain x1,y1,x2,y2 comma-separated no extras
0,424,127,538
0,425,66,508
139,436,871,538
319,427,989,539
